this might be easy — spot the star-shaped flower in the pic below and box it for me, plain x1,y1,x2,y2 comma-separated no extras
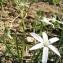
51,16,62,24
41,16,54,28
30,32,61,63
19,2,29,8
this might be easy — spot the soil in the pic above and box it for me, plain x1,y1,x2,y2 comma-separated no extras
0,1,63,33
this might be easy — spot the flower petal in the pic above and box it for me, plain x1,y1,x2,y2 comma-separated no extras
49,37,59,44
43,17,51,22
42,47,49,63
47,22,55,28
7,34,13,39
30,33,43,43
42,32,48,42
48,45,61,57
30,43,43,50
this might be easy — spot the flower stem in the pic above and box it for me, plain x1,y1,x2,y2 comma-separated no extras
40,21,43,36
20,10,26,63
15,31,21,63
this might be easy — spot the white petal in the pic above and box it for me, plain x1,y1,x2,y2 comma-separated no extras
42,32,48,42
47,18,52,21
52,17,61,23
48,45,61,57
43,17,51,22
49,37,59,44
47,22,55,28
52,17,56,22
30,43,43,50
42,47,49,63
47,22,53,25
30,33,43,43
57,20,62,23
7,34,13,39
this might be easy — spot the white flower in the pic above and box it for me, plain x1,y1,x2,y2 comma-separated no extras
19,2,29,8
7,29,13,39
30,32,61,63
51,16,62,24
41,16,54,28
7,34,13,39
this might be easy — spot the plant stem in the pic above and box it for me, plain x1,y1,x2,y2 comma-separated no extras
15,31,21,63
20,10,26,63
40,21,43,36
2,35,17,61
33,20,36,33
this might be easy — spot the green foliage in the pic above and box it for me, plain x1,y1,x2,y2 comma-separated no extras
48,0,60,4
53,0,59,4
0,0,6,5
38,0,60,5
36,11,44,19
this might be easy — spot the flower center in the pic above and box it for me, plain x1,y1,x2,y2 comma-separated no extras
43,41,49,47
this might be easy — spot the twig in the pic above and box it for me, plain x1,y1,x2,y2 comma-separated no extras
12,14,20,22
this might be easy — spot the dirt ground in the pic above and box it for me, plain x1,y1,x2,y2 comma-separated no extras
0,1,63,34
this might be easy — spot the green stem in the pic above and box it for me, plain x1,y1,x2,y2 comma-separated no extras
30,51,36,63
33,20,36,33
20,10,26,63
21,18,26,62
15,31,21,63
2,35,17,61
40,21,43,36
